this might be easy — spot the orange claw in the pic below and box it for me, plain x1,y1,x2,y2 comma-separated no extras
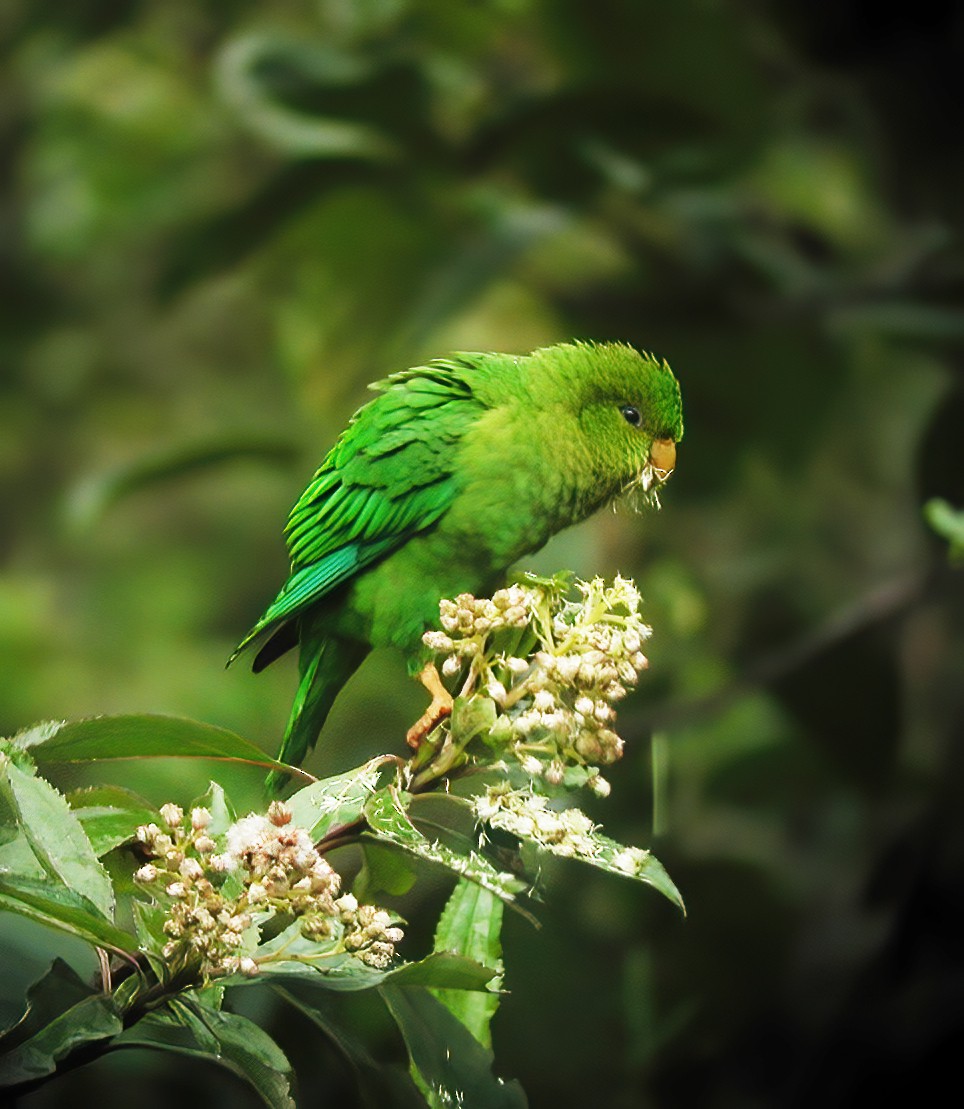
406,662,454,748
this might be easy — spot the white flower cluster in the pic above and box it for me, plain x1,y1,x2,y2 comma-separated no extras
422,584,533,675
422,575,651,792
474,788,597,859
135,800,403,979
474,787,655,876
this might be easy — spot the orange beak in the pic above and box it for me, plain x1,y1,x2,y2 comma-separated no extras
649,438,676,481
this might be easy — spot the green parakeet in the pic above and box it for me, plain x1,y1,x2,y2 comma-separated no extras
231,341,683,779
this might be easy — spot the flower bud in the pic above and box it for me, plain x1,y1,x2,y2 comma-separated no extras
589,775,611,798
520,755,543,776
533,689,556,713
160,803,184,829
267,801,292,827
179,858,204,881
335,892,359,916
544,761,565,786
486,678,507,705
423,630,454,652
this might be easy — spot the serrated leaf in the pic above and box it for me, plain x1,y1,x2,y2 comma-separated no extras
20,714,299,776
431,880,504,1047
1,758,113,918
363,788,527,909
0,960,121,1088
7,721,65,751
381,985,527,1109
554,829,684,910
131,899,170,974
245,950,497,995
386,952,497,993
114,998,294,1109
67,786,159,857
484,800,685,911
285,757,390,841
606,843,685,910
0,874,137,955
247,959,380,990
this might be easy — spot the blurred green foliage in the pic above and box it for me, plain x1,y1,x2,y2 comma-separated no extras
3,0,964,1105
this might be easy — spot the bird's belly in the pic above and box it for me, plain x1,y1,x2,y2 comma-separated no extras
329,453,589,660
333,519,540,660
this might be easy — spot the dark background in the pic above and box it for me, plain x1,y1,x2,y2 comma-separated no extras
3,1,964,1105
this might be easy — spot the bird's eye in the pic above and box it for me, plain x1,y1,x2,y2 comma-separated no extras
620,405,642,428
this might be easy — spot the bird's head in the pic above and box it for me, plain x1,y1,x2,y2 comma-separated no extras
522,341,683,509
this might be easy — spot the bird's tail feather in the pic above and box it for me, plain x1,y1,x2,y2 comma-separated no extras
266,630,368,794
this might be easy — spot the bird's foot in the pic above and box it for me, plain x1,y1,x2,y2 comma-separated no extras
406,662,454,748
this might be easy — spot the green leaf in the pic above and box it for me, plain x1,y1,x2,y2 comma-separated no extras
0,830,45,878
285,757,392,841
430,879,504,1048
246,958,378,990
484,799,685,911
67,786,159,857
254,919,346,969
573,832,684,910
273,984,425,1109
189,780,237,835
385,953,498,993
381,985,527,1109
363,788,528,910
1,757,114,918
114,999,295,1109
450,695,498,744
925,497,964,562
0,959,97,1046
131,899,171,975
6,722,64,751
246,950,497,995
0,960,122,1088
0,874,137,955
356,840,417,899
19,714,298,775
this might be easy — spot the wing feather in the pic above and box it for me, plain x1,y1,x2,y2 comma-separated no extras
231,356,488,661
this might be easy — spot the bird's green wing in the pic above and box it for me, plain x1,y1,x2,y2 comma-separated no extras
231,358,487,660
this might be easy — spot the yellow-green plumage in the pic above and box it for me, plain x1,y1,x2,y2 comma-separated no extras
231,341,683,780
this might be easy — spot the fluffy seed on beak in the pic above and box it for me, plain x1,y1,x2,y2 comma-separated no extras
649,438,676,480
